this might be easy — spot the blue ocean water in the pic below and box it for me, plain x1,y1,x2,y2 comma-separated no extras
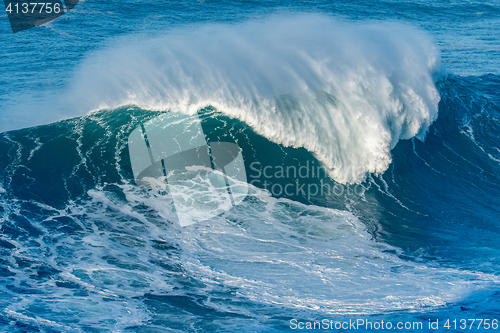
1,1,500,332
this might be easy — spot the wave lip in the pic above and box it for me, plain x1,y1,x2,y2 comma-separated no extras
67,14,442,183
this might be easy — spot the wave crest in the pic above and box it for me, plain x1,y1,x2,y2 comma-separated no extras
68,14,441,183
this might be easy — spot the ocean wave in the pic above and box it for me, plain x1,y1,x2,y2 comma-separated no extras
63,14,442,183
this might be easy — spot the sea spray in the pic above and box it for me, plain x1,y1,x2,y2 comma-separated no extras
64,14,441,183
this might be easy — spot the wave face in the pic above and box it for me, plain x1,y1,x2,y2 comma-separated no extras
359,74,500,270
1,73,500,331
62,14,442,183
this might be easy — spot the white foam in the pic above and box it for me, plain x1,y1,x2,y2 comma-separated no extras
174,186,497,314
76,184,500,315
2,180,498,329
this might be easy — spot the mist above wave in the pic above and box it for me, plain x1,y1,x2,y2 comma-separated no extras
67,14,441,183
